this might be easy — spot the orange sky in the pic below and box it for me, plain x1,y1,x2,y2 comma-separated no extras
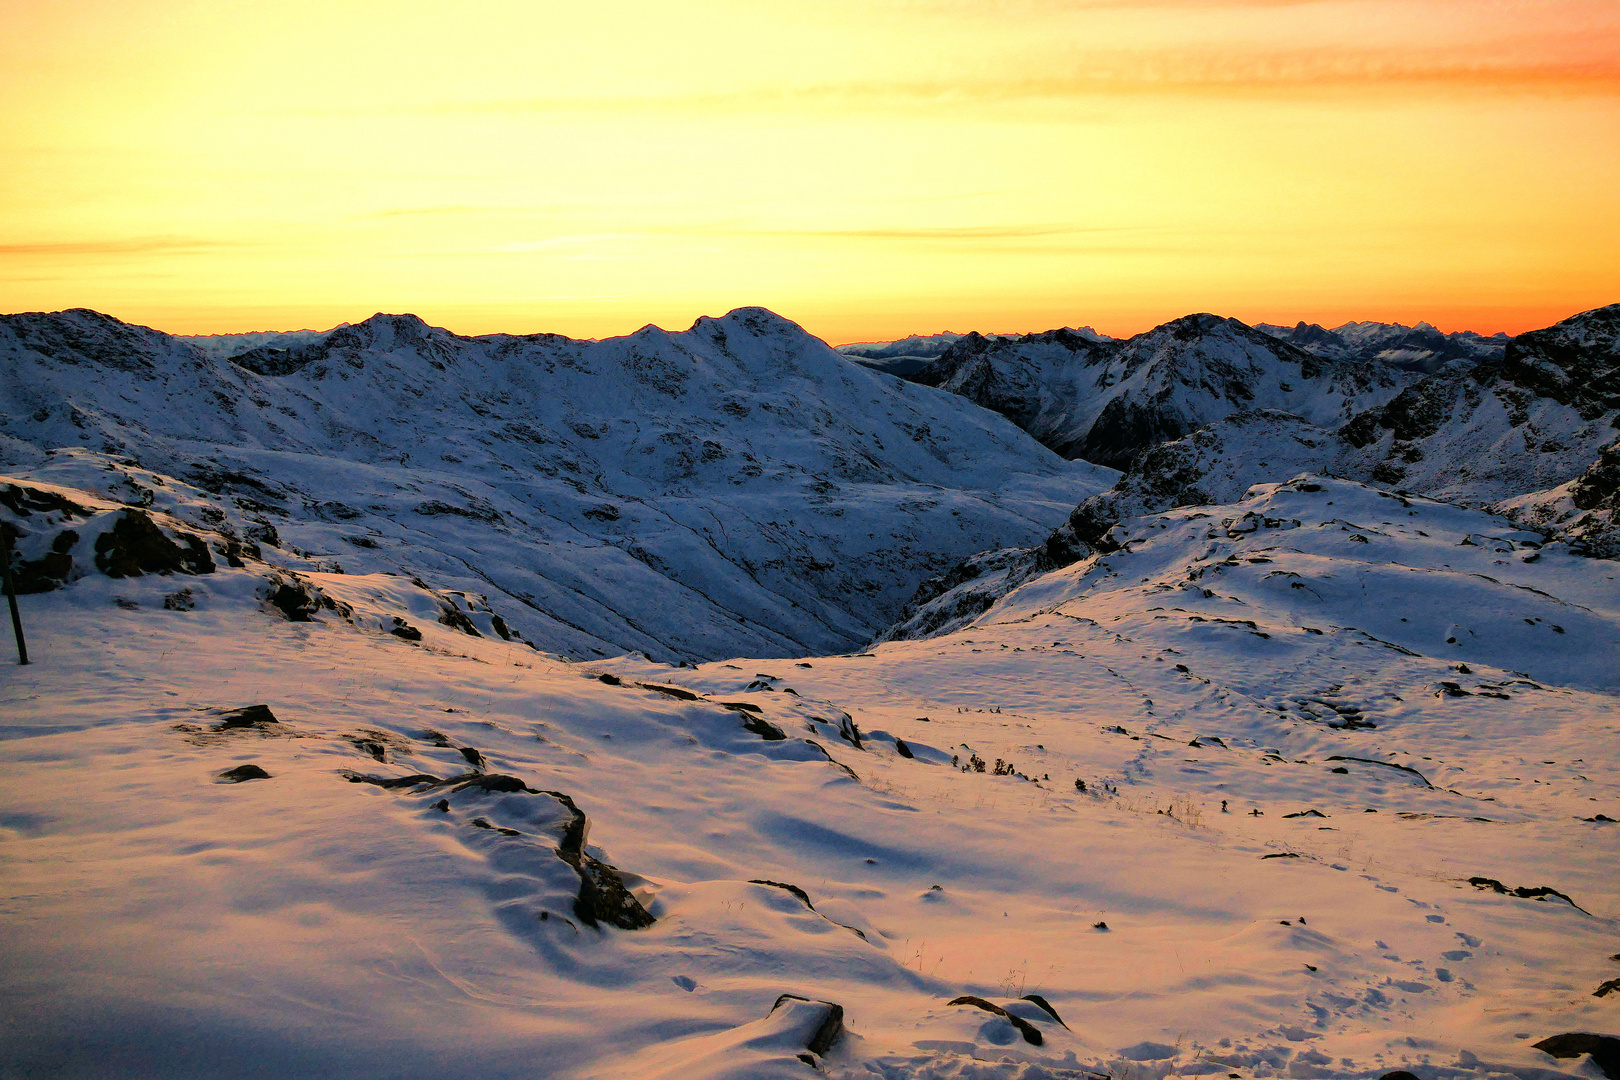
2,0,1617,342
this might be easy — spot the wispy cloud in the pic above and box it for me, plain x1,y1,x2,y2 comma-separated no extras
381,32,1620,120
768,224,1118,240
0,236,238,257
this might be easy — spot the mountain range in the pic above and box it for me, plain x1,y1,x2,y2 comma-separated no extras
0,306,1109,662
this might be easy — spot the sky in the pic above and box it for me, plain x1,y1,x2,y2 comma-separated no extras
2,0,1618,343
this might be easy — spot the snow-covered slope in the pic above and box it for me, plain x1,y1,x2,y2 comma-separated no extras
3,472,1616,1080
1258,321,1508,374
908,316,1409,468
0,307,1112,662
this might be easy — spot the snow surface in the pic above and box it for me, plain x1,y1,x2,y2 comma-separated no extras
3,471,1616,1080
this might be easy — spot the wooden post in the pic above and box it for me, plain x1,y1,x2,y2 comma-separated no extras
1,530,27,665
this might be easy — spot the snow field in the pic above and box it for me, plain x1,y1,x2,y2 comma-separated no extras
3,475,1617,1078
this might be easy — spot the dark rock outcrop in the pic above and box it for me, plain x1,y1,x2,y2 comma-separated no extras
1,526,78,593
1501,304,1620,419
214,705,280,730
544,789,656,930
1533,1033,1620,1079
769,994,844,1057
1466,877,1588,913
946,996,1043,1046
94,509,214,578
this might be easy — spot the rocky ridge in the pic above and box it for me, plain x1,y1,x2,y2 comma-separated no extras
903,314,1409,468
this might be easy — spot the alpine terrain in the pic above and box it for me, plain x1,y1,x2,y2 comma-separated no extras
1,302,1617,1080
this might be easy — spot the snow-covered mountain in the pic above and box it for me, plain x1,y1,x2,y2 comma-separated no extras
906,315,1410,468
178,326,345,360
1090,305,1619,540
0,307,1112,662
4,470,1615,1079
883,305,1620,638
1258,320,1508,374
838,332,967,361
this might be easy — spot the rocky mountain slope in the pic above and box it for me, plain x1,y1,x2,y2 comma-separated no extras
1258,320,1508,374
904,315,1410,468
883,305,1620,639
0,306,1112,662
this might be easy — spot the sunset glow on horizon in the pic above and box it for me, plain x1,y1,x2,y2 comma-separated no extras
3,0,1618,343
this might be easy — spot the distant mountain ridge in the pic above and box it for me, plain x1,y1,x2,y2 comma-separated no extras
179,326,345,360
1257,319,1508,373
901,313,1408,468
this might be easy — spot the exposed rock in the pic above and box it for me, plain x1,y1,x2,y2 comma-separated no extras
93,509,214,578
436,602,481,636
1533,1033,1620,1079
747,879,867,940
946,995,1043,1046
388,617,422,641
1020,994,1067,1028
218,764,270,783
1327,756,1434,788
213,705,280,730
1,526,78,593
638,682,702,701
739,714,787,741
1572,440,1620,514
451,772,531,794
344,772,444,789
0,482,89,519
542,788,656,930
1467,877,1588,913
769,994,844,1057
264,576,321,621
750,879,814,908
1502,304,1620,418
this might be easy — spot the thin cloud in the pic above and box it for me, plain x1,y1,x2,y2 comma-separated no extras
761,224,1136,240
395,34,1620,119
0,236,239,257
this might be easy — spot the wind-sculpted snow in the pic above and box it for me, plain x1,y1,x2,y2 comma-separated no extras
907,314,1408,468
0,306,1111,661
3,471,1616,1079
